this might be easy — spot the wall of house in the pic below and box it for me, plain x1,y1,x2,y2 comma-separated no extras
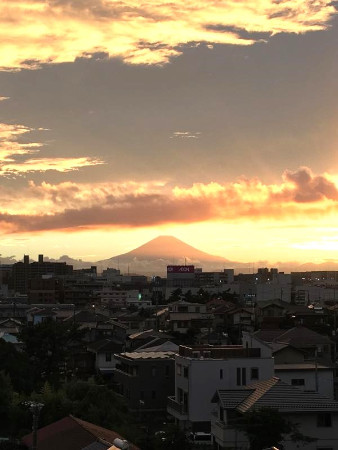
275,368,334,399
174,354,274,425
281,411,338,450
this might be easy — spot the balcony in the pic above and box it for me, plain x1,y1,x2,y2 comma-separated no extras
211,418,247,448
167,396,188,420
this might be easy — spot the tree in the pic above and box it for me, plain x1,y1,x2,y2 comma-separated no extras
0,340,35,394
18,321,85,388
233,407,315,450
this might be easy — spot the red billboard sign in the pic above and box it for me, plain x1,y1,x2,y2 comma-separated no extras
167,265,195,274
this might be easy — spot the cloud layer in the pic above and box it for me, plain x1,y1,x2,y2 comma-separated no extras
0,122,103,175
1,167,338,233
0,0,336,69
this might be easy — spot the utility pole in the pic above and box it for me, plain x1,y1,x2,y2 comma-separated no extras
25,401,44,450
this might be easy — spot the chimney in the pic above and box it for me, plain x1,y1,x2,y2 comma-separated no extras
38,254,43,263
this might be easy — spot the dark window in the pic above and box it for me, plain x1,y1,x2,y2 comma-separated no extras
242,368,246,385
219,408,224,422
236,368,241,386
237,368,247,385
177,364,182,375
251,368,259,380
151,390,156,399
220,369,223,380
165,365,170,377
105,352,112,362
151,366,156,376
291,379,305,386
317,413,332,427
140,391,144,400
184,367,189,378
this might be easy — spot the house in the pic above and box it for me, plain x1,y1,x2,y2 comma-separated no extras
211,377,338,450
87,339,124,375
113,350,176,413
242,331,335,398
126,329,174,351
167,300,213,334
167,344,274,433
252,326,334,364
21,415,139,450
0,318,22,335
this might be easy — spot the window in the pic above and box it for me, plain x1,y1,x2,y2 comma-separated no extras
242,368,246,385
140,391,144,400
237,368,247,386
183,366,189,378
219,407,224,422
251,368,259,380
291,379,305,386
220,369,223,380
317,413,332,427
105,352,112,362
236,368,241,386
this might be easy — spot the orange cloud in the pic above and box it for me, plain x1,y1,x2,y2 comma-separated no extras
0,121,103,174
0,1,335,69
1,167,338,233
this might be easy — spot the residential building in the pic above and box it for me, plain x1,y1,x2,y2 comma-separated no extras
113,350,176,412
211,377,338,450
167,344,274,432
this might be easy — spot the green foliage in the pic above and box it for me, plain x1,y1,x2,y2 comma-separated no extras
0,340,34,394
18,321,85,388
234,407,316,450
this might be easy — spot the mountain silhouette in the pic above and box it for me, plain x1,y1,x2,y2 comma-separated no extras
111,235,228,262
97,235,236,275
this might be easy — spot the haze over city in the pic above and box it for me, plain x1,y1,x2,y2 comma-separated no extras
1,1,338,267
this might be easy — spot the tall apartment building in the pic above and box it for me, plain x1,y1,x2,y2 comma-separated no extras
11,255,73,294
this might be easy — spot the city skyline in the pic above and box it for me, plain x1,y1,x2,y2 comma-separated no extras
1,1,338,264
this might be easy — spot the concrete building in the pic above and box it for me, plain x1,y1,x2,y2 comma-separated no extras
113,350,176,412
167,344,274,432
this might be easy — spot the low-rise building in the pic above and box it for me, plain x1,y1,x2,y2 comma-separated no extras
211,377,338,450
167,344,274,433
113,350,176,413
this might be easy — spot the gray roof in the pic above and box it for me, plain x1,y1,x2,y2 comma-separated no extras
215,377,338,413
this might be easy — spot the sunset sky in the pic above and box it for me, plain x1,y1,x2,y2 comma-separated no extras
1,0,338,267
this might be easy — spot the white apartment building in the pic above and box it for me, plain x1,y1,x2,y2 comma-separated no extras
167,344,274,433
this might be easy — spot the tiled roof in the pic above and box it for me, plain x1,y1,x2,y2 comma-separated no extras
119,351,176,360
255,326,332,346
213,390,252,408
22,415,139,450
87,339,123,353
237,377,338,413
